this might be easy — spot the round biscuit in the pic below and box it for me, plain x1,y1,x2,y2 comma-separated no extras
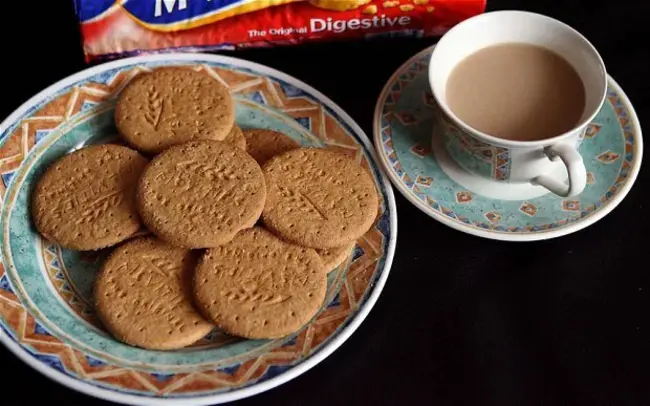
94,237,214,350
242,129,300,166
115,67,234,154
223,125,247,150
194,227,327,339
262,148,379,249
317,241,356,272
137,140,266,248
31,144,148,251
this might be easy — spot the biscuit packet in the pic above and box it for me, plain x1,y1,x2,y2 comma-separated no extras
73,0,486,62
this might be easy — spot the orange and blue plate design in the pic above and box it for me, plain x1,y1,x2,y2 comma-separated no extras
0,54,396,405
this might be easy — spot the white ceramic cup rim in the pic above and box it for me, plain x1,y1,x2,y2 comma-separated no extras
429,10,608,149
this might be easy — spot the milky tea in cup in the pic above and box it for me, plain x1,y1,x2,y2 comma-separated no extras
446,43,586,142
428,11,607,198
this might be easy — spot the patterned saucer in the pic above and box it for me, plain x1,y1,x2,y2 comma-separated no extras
0,54,396,405
374,46,642,241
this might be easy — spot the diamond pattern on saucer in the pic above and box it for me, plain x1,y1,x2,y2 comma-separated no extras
484,211,502,224
562,200,581,212
519,202,538,217
585,123,603,138
456,191,473,204
597,150,621,163
587,172,596,184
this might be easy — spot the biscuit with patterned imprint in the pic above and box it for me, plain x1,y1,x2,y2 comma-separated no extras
31,144,148,251
223,124,247,150
193,227,326,339
262,148,378,249
115,67,234,154
242,129,300,165
137,140,266,248
317,241,356,272
95,237,214,350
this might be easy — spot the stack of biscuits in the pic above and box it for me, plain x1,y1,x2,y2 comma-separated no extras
31,67,378,350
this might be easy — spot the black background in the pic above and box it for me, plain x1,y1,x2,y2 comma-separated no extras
1,0,649,405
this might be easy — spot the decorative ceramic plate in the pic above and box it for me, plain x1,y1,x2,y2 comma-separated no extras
374,45,642,241
0,54,396,405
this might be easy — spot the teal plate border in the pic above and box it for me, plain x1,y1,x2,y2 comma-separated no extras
373,45,642,242
0,54,397,405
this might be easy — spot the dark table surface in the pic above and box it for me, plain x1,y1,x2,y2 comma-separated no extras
1,0,649,405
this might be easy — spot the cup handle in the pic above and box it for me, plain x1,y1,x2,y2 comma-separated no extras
532,144,587,197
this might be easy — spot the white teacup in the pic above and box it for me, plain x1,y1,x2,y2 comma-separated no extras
429,11,607,198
